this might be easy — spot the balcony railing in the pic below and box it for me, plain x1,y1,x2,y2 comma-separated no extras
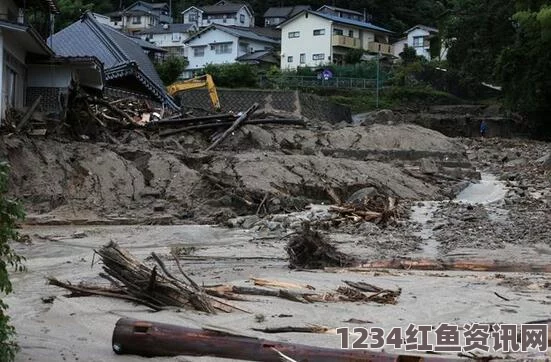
367,42,394,55
332,35,361,49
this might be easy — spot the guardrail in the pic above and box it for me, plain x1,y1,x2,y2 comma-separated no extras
263,76,382,90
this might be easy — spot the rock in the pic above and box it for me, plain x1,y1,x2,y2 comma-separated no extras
267,221,281,231
373,109,395,124
241,215,260,229
419,158,439,175
537,153,551,169
153,202,166,212
226,217,243,228
345,187,379,205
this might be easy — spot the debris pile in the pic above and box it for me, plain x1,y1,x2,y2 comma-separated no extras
329,194,400,226
48,242,236,313
286,222,358,269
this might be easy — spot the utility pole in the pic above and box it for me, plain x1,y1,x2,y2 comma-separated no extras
376,52,380,108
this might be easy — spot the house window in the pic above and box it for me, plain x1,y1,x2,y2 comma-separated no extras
193,47,205,57
312,53,325,61
189,11,197,22
313,29,325,36
172,33,181,41
333,28,343,35
131,16,141,24
212,43,232,54
413,36,424,47
287,56,293,63
240,14,245,23
299,53,305,64
288,31,300,38
348,30,353,37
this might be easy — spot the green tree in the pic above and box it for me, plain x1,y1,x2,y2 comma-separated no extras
442,0,516,84
0,162,25,362
56,0,114,30
343,49,365,64
496,4,551,135
155,56,189,85
202,63,258,88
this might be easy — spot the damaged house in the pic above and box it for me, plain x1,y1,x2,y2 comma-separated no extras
1,0,105,125
49,12,178,110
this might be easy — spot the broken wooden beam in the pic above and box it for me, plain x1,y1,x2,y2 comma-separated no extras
205,103,259,151
16,95,42,132
152,113,236,127
112,318,456,361
159,118,305,137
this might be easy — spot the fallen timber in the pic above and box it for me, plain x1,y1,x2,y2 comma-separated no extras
158,118,306,137
112,318,461,361
289,224,551,272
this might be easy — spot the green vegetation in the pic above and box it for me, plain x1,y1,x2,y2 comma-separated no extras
0,162,25,362
202,63,258,88
155,56,189,85
330,86,461,113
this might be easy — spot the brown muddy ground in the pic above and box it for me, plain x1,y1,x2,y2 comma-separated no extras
2,120,550,361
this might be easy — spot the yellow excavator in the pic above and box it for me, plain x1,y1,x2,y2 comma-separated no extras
166,74,221,111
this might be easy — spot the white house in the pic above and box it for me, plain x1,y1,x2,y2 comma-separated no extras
393,24,446,60
139,23,197,57
263,5,310,27
181,1,254,28
183,24,279,76
278,10,393,70
107,1,172,34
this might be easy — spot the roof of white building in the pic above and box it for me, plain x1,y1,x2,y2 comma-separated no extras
184,24,279,45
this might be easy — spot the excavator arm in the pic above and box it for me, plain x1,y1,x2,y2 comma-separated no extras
166,74,221,111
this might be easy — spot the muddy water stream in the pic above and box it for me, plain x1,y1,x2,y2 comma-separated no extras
410,173,508,257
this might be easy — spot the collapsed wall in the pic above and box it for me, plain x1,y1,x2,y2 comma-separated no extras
177,89,352,124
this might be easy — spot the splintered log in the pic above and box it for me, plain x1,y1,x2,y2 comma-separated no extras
251,325,330,334
205,103,259,151
159,118,306,137
112,318,454,361
153,113,236,126
251,278,315,290
52,241,243,313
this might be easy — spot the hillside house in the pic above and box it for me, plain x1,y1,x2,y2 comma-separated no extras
316,5,365,22
107,1,172,34
183,24,279,77
139,23,197,57
182,1,254,28
278,10,393,70
263,5,310,27
393,24,446,60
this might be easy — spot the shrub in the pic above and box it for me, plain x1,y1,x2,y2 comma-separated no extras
0,162,25,362
155,55,189,85
202,63,258,88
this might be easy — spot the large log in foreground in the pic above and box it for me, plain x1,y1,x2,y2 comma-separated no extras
112,318,456,361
